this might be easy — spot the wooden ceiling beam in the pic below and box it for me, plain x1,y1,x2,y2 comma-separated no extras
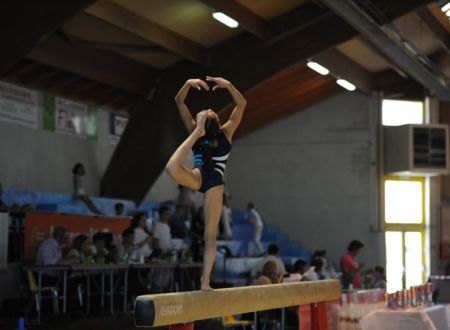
199,0,267,39
85,0,206,63
417,7,450,55
0,0,96,76
27,35,155,95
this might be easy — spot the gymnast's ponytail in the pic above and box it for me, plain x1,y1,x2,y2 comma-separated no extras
199,118,220,170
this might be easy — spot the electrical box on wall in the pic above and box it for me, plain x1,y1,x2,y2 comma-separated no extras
384,124,450,176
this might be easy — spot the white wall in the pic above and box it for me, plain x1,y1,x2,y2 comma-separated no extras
0,86,116,196
224,92,384,268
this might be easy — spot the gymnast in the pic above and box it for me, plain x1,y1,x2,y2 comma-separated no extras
166,76,246,291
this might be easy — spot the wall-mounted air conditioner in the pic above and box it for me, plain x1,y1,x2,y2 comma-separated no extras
384,124,449,176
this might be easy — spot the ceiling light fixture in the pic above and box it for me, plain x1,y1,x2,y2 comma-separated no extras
306,61,330,75
442,2,450,12
336,79,356,91
212,12,239,28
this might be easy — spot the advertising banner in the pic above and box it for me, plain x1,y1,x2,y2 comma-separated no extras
0,81,39,128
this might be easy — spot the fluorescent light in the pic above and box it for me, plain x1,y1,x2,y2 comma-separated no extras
442,2,450,12
212,12,239,28
446,10,450,16
306,61,330,75
336,79,356,91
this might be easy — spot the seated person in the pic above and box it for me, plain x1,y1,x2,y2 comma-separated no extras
63,234,90,264
35,226,67,285
254,261,283,285
293,259,308,276
90,232,109,262
153,206,173,252
169,205,189,239
372,266,387,289
251,244,287,278
303,258,324,281
116,228,135,262
130,212,153,259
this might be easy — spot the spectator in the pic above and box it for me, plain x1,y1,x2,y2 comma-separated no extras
310,250,336,279
130,212,153,258
72,163,103,215
221,193,232,240
36,226,66,266
254,261,283,285
153,206,172,252
190,207,205,262
293,259,308,276
177,185,195,209
340,240,365,290
246,203,264,256
90,232,109,260
116,228,135,262
64,234,90,264
251,244,287,277
169,205,189,239
115,202,125,216
372,266,387,289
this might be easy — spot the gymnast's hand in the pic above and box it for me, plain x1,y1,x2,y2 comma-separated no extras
206,76,231,91
186,78,209,91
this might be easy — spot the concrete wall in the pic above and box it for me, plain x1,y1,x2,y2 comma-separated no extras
0,87,116,196
224,92,384,268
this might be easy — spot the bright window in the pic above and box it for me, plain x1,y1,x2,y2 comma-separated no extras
385,231,404,293
405,232,423,288
382,99,423,126
385,180,423,224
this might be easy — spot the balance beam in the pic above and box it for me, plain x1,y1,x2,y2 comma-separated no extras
134,279,341,327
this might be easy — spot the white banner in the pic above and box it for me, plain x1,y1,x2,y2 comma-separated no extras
55,97,89,137
0,81,39,128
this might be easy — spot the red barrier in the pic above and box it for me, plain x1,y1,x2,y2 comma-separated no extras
24,212,129,259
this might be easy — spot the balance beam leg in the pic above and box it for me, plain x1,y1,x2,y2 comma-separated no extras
310,302,329,330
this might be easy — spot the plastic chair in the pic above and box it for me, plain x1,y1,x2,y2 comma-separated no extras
26,270,60,319
222,315,255,329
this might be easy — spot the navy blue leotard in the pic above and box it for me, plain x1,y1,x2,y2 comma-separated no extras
192,131,231,193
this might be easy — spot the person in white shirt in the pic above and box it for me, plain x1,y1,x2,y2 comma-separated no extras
130,212,153,258
36,226,66,266
251,244,287,278
152,206,173,290
247,203,264,256
153,206,172,252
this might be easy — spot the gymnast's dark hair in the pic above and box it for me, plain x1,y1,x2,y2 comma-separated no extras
196,118,220,170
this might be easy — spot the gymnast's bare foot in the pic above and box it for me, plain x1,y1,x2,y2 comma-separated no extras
201,276,213,291
194,111,207,137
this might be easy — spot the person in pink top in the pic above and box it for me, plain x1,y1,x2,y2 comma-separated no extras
340,240,365,289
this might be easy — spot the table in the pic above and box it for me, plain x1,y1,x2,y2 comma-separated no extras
71,263,129,315
23,265,70,321
360,305,450,330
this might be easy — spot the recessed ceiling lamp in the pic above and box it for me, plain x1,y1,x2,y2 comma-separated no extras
336,78,356,91
212,12,239,28
306,61,330,75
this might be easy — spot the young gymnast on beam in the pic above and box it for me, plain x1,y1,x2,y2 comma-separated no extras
166,76,246,291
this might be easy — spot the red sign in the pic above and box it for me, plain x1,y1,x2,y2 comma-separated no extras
24,212,129,260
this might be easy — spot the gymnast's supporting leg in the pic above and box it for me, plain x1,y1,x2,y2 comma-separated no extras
201,185,224,291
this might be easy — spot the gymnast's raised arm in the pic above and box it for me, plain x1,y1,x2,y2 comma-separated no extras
206,76,247,141
174,79,209,133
